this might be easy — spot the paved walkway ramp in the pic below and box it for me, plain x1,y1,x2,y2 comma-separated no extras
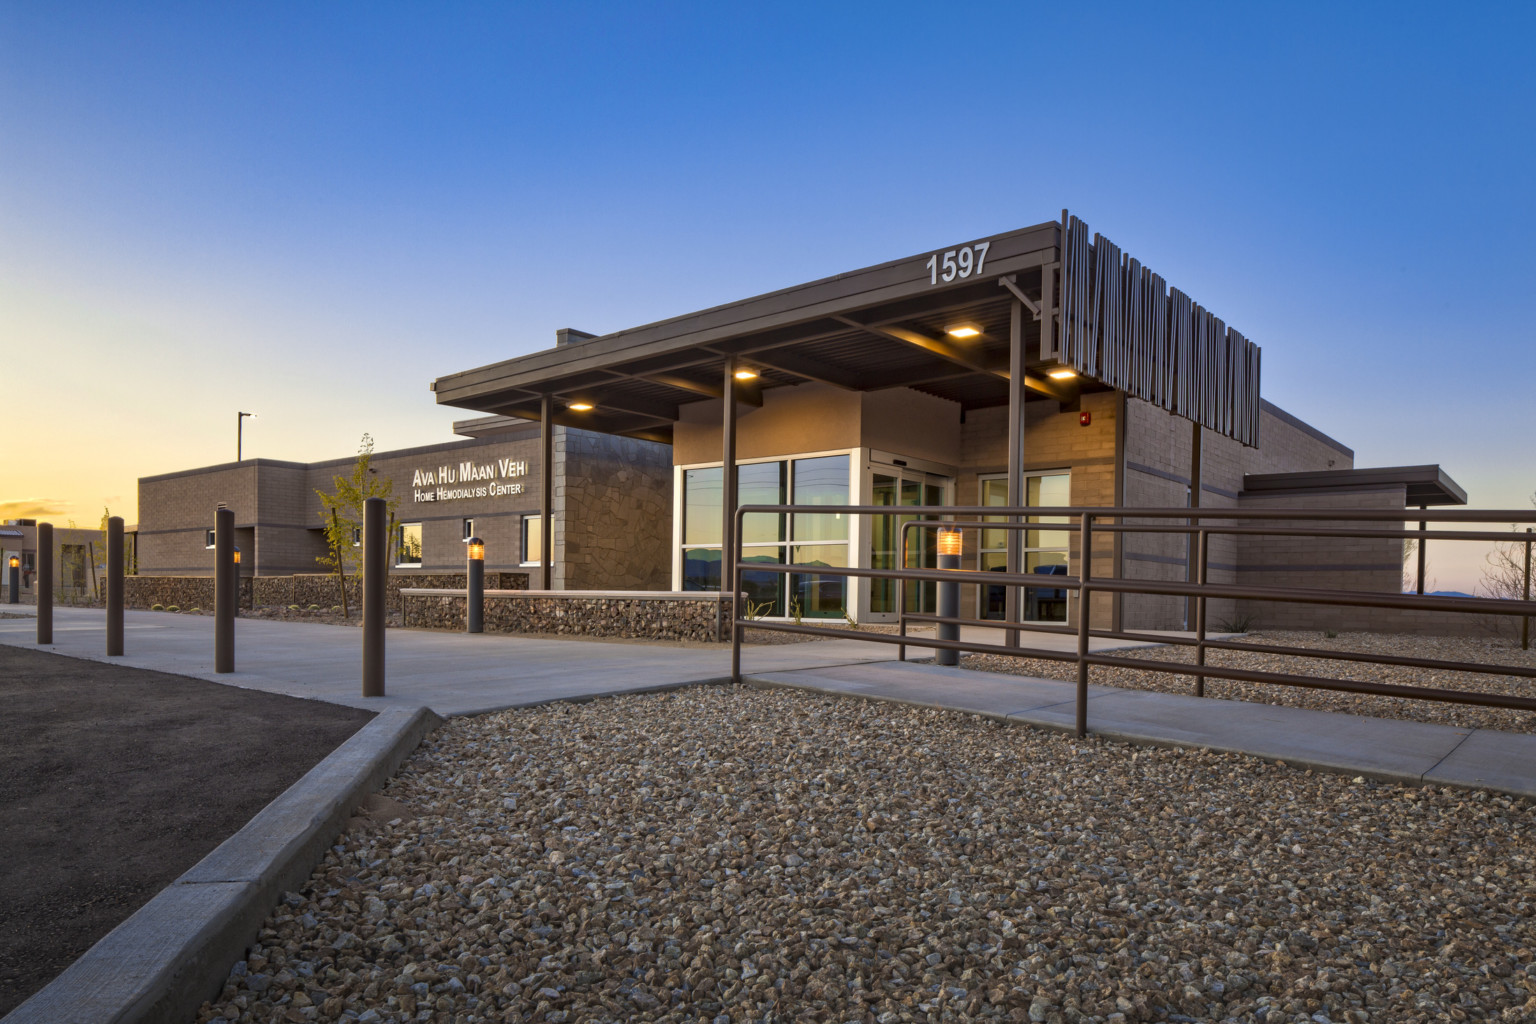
747,660,1536,799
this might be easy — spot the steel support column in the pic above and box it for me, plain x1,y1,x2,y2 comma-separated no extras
719,357,739,641
1186,422,1202,629
540,394,554,591
1004,297,1025,649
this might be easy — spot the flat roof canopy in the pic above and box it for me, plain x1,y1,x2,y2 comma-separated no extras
1242,465,1468,506
434,213,1261,445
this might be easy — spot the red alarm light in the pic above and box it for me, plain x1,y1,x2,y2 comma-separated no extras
1079,411,1092,427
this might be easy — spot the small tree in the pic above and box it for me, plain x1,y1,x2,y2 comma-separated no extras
1481,493,1536,602
316,434,399,617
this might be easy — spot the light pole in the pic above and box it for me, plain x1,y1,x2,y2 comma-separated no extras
237,411,255,462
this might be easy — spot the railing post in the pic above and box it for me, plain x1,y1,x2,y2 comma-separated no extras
730,547,742,683
106,516,124,656
1523,527,1531,652
1416,506,1427,595
1194,528,1209,698
37,523,53,645
897,522,908,662
1075,513,1093,738
362,497,386,697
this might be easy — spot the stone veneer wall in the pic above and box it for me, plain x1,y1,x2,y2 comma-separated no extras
124,572,527,610
402,590,730,643
554,429,673,591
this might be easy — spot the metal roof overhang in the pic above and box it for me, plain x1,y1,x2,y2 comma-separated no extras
1242,465,1469,507
432,222,1080,443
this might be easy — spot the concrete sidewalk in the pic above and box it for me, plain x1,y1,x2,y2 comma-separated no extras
7,607,1534,798
746,660,1536,799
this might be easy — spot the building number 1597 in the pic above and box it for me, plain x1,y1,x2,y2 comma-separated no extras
925,241,990,285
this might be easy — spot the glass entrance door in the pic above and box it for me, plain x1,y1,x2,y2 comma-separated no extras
868,467,950,619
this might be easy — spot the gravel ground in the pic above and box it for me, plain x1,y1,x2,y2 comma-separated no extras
196,687,1534,1024
962,632,1536,736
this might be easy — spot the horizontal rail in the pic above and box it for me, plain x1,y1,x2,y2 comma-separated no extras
728,503,1536,739
736,502,1536,524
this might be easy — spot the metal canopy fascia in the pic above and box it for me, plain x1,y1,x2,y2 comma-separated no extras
1241,465,1469,507
432,221,1060,415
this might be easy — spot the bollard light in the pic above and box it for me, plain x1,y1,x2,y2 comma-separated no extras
6,555,17,605
937,528,963,557
935,527,962,666
466,537,485,634
7,556,16,568
233,548,241,565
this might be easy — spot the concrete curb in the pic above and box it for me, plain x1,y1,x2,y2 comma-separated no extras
4,704,443,1024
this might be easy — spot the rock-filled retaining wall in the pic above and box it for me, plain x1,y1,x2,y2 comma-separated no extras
125,572,527,611
402,589,731,643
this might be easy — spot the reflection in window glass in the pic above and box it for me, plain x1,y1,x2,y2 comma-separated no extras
739,462,786,545
792,455,849,544
682,546,720,591
684,467,723,546
396,523,423,567
522,516,542,564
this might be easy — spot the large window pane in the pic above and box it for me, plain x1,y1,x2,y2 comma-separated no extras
684,467,723,546
739,462,786,544
792,456,849,543
740,547,785,617
682,547,721,591
790,542,847,619
396,523,422,567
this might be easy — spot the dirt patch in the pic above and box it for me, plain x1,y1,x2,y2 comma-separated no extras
0,646,375,1015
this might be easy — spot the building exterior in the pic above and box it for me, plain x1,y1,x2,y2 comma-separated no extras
431,212,1465,631
0,522,128,604
135,418,671,590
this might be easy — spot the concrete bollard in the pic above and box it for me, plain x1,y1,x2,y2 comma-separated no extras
214,508,234,673
362,497,386,697
37,523,53,645
106,516,124,656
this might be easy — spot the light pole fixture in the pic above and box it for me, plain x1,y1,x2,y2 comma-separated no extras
936,527,963,666
237,411,255,461
466,536,484,633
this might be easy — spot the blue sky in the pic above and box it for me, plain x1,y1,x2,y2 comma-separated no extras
2,2,1533,589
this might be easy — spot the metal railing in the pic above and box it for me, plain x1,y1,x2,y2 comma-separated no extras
728,504,1536,737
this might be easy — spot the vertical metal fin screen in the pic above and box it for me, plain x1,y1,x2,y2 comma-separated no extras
1058,212,1261,446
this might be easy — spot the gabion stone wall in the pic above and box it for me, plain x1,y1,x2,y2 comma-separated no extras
124,572,527,610
403,591,732,643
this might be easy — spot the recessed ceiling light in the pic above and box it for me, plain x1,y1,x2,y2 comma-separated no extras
946,324,982,339
567,401,594,411
734,368,758,380
1048,368,1078,380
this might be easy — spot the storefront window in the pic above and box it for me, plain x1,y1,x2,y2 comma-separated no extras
396,523,422,567
979,472,1070,622
680,454,849,618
